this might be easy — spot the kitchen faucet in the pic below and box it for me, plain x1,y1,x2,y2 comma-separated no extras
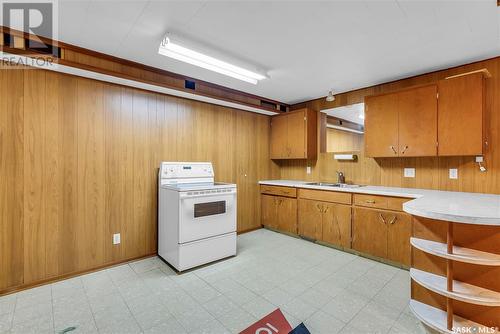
336,171,345,184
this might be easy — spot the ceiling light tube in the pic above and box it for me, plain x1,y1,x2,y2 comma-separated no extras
159,36,267,85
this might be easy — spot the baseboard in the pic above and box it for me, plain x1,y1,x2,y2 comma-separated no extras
237,226,263,234
0,252,157,297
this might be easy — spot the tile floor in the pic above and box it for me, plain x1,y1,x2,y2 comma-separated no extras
0,229,428,334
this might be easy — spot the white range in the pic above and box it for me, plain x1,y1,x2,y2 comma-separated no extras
158,162,237,271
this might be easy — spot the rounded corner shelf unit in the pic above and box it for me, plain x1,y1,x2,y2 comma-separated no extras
410,237,500,266
410,300,499,334
410,268,500,307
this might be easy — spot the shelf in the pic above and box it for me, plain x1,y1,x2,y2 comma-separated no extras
410,300,498,334
410,269,500,306
410,238,500,266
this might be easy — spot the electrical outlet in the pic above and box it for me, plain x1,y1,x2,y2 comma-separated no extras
449,169,458,179
404,168,415,178
475,156,484,163
113,233,121,245
306,166,312,174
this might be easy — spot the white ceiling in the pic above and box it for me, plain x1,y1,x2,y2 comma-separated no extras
6,0,500,104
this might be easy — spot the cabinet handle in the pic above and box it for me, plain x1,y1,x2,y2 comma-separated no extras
378,213,387,224
323,206,329,213
390,146,397,154
401,146,408,154
316,203,322,212
389,216,397,225
365,200,376,204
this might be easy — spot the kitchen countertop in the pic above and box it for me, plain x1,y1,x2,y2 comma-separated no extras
259,180,500,226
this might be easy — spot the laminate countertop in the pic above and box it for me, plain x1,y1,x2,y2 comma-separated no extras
259,180,500,226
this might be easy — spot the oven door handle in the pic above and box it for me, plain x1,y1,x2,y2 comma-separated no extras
179,191,236,199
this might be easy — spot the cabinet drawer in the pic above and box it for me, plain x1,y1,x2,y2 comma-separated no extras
353,194,409,211
298,189,351,205
260,185,297,198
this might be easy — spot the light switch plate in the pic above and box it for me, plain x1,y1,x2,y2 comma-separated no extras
449,169,458,179
404,168,415,178
113,233,121,245
306,166,311,174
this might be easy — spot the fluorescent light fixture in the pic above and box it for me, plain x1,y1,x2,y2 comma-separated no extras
159,36,266,85
327,124,364,134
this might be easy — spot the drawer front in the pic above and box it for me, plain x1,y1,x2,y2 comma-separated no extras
298,189,351,205
354,194,409,211
260,185,297,198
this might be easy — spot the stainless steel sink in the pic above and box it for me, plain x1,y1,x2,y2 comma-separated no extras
305,182,364,188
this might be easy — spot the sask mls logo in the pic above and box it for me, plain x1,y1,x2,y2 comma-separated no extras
1,0,58,55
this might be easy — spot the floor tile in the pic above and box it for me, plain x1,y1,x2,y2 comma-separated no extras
262,287,294,307
176,305,215,332
0,229,416,334
322,290,370,323
143,316,187,334
216,307,256,334
281,297,318,321
0,295,16,317
0,313,13,333
241,296,277,319
347,300,402,333
304,310,346,334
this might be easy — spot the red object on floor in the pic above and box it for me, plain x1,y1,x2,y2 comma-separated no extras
239,309,292,334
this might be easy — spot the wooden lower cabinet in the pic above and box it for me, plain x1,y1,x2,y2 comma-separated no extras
278,197,298,234
322,203,352,249
352,207,388,258
352,207,411,266
298,199,352,248
261,194,297,234
387,212,411,266
261,194,279,229
298,199,323,240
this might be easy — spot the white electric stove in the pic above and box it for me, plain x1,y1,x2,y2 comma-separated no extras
158,162,237,271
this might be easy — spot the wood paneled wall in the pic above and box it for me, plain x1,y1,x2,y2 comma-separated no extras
280,57,500,194
0,68,278,294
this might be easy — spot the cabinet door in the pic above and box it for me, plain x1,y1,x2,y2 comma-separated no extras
261,195,278,229
364,93,399,157
278,197,297,234
298,199,322,240
270,115,288,159
287,110,307,158
438,73,484,156
398,85,438,157
387,212,411,267
322,203,352,249
352,207,388,258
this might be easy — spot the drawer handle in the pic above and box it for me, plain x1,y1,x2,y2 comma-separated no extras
365,200,376,204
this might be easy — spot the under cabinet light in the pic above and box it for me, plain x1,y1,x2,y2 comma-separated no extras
158,36,267,85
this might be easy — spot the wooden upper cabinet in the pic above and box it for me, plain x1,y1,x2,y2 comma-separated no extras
364,92,399,157
398,85,438,157
270,114,288,158
270,108,317,160
437,73,485,156
365,85,438,158
365,71,487,158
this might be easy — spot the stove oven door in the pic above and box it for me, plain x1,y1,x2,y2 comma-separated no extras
178,190,237,243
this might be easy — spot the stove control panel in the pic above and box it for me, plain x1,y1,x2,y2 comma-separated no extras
160,162,214,181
